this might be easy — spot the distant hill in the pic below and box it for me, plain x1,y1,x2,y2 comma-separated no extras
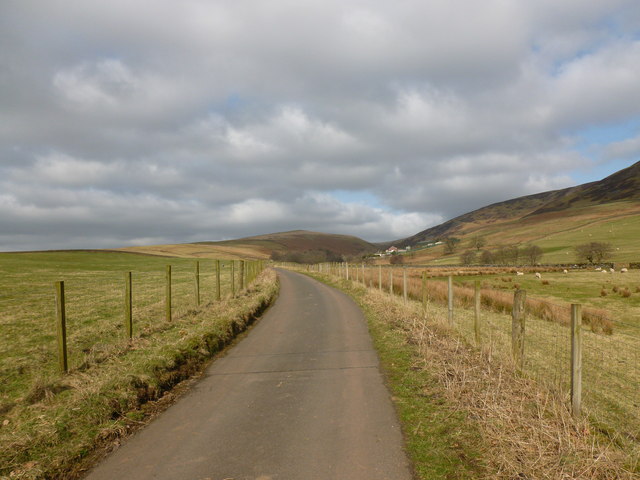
121,230,377,260
197,230,377,260
391,161,640,264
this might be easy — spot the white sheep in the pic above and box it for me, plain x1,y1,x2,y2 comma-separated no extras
563,269,568,274
621,268,628,273
595,267,602,271
602,270,608,274
516,271,524,276
610,268,615,273
535,272,542,279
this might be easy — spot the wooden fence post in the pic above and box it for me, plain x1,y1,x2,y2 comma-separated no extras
346,262,349,280
474,280,481,345
447,276,454,325
216,260,221,301
422,272,427,311
194,261,200,307
239,260,245,290
362,264,365,285
403,268,407,303
571,304,583,417
125,272,132,338
166,265,172,322
231,261,235,297
54,281,68,373
512,289,526,370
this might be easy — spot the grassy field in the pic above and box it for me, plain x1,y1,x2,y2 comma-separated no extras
0,250,273,479
302,268,638,478
306,262,639,473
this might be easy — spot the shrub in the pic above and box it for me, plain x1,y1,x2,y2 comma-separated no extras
600,288,608,297
541,280,550,285
621,288,631,298
612,285,619,293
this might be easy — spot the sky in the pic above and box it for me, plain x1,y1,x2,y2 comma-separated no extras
1,1,640,251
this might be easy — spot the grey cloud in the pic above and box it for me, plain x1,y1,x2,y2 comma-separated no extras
1,1,639,251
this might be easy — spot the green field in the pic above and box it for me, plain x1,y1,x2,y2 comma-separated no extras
0,250,273,479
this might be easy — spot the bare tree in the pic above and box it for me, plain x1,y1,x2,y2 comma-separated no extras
521,244,543,265
574,242,613,264
443,237,461,254
460,250,477,265
470,235,486,251
480,249,495,264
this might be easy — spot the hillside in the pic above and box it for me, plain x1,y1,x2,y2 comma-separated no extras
121,230,377,260
389,161,640,265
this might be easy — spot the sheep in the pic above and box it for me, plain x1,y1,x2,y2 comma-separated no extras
602,270,608,274
595,267,602,271
516,271,524,276
563,269,568,274
610,268,615,273
621,268,628,273
535,272,542,279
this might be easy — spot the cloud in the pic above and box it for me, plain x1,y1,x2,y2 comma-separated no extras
1,0,639,251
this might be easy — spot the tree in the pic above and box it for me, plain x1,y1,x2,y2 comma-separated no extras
443,237,461,254
574,242,613,264
504,245,520,265
480,249,495,264
521,244,543,265
470,235,486,251
460,250,477,265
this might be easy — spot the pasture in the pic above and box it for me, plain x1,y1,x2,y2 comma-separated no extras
309,262,640,466
0,250,273,478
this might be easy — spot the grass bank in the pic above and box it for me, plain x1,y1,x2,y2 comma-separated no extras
0,266,278,480
304,271,638,479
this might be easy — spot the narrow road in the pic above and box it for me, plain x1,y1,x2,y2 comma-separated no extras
85,269,413,480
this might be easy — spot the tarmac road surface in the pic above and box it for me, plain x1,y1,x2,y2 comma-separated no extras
84,268,413,480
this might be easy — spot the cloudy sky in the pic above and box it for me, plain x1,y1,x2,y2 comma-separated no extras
1,1,640,251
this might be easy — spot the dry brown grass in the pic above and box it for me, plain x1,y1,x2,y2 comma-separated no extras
357,286,637,479
362,267,616,334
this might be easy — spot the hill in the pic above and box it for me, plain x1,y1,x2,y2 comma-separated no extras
120,230,377,261
388,161,640,265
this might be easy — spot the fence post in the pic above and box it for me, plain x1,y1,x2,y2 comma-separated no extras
194,261,200,307
403,268,407,303
422,271,427,311
125,272,132,339
447,276,454,325
166,265,172,322
216,260,221,301
231,261,235,297
512,289,526,370
239,260,245,290
474,280,481,345
54,281,68,373
362,264,365,285
571,304,582,417
346,262,349,280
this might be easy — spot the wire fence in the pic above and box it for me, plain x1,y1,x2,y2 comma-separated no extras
0,259,265,408
301,262,640,447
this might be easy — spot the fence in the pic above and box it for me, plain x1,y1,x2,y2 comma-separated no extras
303,262,640,446
0,258,265,408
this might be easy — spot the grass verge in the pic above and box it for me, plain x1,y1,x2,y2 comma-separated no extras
304,271,638,479
1,269,278,480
